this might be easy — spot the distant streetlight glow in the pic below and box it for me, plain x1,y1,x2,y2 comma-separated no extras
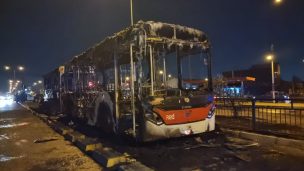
18,66,24,71
205,78,209,82
266,55,274,61
168,74,172,78
3,65,25,83
159,70,164,75
38,80,42,84
33,82,37,86
4,66,10,70
274,0,283,5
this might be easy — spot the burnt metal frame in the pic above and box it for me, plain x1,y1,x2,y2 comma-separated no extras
44,21,213,137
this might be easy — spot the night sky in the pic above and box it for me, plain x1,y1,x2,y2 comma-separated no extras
0,0,304,92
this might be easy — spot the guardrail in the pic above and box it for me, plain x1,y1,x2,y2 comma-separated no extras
215,97,304,139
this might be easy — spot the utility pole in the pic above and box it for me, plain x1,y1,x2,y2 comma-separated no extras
130,0,134,25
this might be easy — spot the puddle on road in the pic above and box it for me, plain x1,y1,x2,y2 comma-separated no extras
0,122,29,128
0,154,25,162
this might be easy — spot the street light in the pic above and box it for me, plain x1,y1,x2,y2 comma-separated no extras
38,80,42,84
159,70,164,75
4,66,10,70
18,66,24,71
266,54,275,101
3,65,25,81
274,0,282,4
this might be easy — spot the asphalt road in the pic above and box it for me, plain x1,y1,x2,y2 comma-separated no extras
0,101,102,171
2,101,304,171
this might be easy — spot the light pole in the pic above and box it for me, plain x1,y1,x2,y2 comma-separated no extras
4,65,25,93
130,0,134,25
266,55,275,100
4,65,25,81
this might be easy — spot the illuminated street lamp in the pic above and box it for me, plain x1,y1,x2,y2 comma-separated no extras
3,65,25,81
4,66,10,70
266,54,275,100
38,80,42,84
274,0,282,4
168,74,172,78
18,66,24,71
159,70,164,75
33,82,37,86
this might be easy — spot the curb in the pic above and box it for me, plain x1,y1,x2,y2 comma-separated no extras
222,128,304,150
91,147,130,168
64,131,86,143
118,161,154,171
20,103,153,170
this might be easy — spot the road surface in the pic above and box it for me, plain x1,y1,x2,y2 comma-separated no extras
0,100,102,171
2,100,304,171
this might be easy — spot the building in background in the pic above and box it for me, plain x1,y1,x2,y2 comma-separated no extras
222,63,282,96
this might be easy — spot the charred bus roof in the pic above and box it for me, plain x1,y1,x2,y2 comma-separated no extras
45,20,210,76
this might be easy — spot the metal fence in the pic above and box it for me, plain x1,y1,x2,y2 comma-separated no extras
215,97,304,139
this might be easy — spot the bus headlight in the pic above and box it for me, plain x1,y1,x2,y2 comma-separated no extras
145,112,164,125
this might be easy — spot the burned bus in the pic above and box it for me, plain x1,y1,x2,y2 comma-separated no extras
44,21,215,141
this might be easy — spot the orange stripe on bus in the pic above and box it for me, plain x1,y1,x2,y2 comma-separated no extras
154,104,212,125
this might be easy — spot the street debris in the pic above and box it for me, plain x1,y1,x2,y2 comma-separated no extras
0,134,10,140
185,143,221,150
0,154,25,162
194,137,204,143
224,142,259,150
267,149,284,155
0,122,29,128
34,137,58,143
68,121,74,126
231,152,252,162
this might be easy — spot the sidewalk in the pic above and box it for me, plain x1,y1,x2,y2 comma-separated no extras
0,103,102,171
